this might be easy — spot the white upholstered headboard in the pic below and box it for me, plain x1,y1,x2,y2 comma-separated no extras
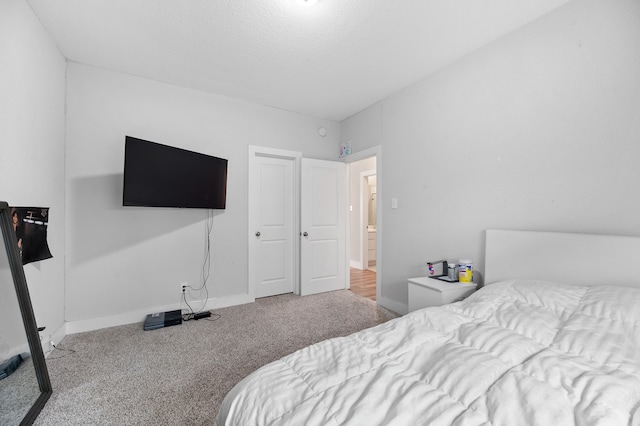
485,229,640,288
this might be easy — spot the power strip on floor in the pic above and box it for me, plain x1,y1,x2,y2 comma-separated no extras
193,311,212,320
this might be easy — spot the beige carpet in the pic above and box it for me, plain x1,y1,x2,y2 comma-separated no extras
33,290,398,425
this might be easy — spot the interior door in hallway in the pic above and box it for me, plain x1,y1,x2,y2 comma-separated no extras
249,153,295,298
300,158,346,296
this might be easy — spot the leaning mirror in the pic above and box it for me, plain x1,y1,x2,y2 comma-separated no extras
0,201,51,425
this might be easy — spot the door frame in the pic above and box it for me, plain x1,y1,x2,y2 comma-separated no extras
248,146,302,299
344,145,382,302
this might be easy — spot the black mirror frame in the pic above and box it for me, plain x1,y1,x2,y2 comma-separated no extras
0,201,52,425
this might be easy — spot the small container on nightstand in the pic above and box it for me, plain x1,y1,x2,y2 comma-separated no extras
408,277,477,312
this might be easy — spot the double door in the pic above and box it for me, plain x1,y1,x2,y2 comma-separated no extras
249,148,346,298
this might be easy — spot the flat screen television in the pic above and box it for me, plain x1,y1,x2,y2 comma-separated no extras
122,136,227,209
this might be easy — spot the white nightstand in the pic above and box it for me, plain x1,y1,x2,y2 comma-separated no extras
408,277,477,312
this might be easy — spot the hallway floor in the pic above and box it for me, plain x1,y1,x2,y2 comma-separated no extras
349,267,376,301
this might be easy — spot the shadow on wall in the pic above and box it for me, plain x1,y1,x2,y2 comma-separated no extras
68,174,205,267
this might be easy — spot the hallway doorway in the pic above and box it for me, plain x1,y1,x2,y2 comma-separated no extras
347,154,377,301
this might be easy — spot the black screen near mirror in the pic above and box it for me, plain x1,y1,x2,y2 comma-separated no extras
122,136,228,209
0,201,51,425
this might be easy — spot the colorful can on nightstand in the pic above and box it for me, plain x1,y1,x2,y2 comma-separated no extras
458,259,473,283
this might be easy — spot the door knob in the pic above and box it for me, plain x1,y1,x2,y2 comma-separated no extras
255,231,261,237
303,232,308,237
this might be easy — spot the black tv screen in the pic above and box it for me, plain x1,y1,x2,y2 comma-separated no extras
122,136,227,209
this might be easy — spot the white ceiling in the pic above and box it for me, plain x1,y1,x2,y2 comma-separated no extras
27,0,569,121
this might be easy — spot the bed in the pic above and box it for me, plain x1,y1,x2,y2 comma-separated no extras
216,230,640,425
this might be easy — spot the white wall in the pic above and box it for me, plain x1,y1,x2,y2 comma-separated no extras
6,0,638,331
0,258,30,360
342,0,640,313
64,63,340,331
0,0,67,345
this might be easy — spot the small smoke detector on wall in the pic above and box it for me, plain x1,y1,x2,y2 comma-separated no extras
318,127,327,137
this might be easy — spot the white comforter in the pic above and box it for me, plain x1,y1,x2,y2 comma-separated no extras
216,280,640,425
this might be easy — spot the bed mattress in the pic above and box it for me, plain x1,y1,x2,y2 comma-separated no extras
216,280,640,425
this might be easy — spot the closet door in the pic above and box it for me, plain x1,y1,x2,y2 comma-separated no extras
300,158,346,296
249,152,296,298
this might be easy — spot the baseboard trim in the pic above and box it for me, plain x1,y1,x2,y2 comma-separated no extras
376,295,408,316
65,293,255,335
210,293,254,310
42,323,67,357
350,260,363,269
66,303,180,335
50,323,66,349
